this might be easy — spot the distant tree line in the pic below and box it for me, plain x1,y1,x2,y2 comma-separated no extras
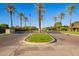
0,24,38,33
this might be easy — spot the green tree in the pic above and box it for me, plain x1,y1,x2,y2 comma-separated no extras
53,16,57,30
31,26,38,30
58,13,64,31
0,24,9,29
55,22,62,31
71,21,79,31
62,25,69,31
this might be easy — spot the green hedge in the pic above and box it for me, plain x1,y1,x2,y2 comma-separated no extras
0,28,5,33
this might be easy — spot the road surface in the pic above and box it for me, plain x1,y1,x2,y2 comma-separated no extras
13,32,79,56
0,32,79,56
0,32,29,56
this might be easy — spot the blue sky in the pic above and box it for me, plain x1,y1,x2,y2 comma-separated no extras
0,3,79,28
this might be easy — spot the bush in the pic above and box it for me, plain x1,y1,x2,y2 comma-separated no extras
0,24,9,29
15,26,38,32
0,28,5,33
0,24,9,34
61,26,69,31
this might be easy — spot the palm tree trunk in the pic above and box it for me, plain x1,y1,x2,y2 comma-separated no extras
39,20,41,33
60,19,62,31
20,17,22,28
38,13,42,33
24,20,26,30
10,11,13,28
70,15,72,31
54,20,56,31
25,20,26,27
38,4,41,33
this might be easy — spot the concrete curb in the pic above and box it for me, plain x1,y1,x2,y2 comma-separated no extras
22,33,56,45
48,33,57,43
24,33,31,40
18,33,31,45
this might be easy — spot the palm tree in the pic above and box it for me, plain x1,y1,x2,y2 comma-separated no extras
6,4,15,28
67,4,76,31
18,13,24,28
53,17,57,30
24,16,28,27
29,14,31,33
35,3,44,33
58,13,64,25
58,13,64,31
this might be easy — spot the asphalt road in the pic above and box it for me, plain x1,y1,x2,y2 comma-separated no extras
49,32,79,46
0,32,29,56
0,32,79,56
13,32,79,56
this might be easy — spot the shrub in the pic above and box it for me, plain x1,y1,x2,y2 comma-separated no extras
0,24,9,34
0,24,9,29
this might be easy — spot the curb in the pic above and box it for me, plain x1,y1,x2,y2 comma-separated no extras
19,33,31,45
22,33,56,44
24,33,31,40
21,33,49,44
48,33,57,43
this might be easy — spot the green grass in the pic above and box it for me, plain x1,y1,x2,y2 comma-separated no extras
26,33,53,43
63,31,79,34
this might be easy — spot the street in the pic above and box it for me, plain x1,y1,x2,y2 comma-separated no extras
0,32,29,56
0,32,79,56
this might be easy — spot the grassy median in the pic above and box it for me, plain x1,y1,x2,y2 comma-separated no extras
26,33,53,43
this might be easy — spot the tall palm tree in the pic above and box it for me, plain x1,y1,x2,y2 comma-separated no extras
6,4,15,28
58,13,64,25
53,16,57,30
35,3,44,33
58,13,64,31
67,4,76,31
24,16,28,27
18,13,24,28
29,14,31,33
